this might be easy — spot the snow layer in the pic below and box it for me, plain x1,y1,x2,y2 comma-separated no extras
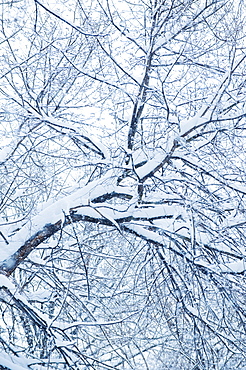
0,352,37,370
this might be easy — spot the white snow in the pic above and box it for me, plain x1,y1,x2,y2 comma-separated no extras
135,149,166,179
126,223,165,244
194,257,246,275
27,289,51,301
180,115,207,136
0,144,13,163
0,352,37,370
0,169,188,265
154,35,167,48
185,305,199,317
0,171,118,263
0,274,16,291
214,260,246,274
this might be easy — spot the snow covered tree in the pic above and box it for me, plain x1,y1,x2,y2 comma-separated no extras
0,0,246,369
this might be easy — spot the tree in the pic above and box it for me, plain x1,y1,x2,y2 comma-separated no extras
0,0,246,368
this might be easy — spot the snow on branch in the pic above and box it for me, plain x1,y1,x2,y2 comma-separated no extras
0,353,39,370
41,113,110,160
0,171,131,274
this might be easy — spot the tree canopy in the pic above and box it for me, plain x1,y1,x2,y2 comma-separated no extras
0,0,246,369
